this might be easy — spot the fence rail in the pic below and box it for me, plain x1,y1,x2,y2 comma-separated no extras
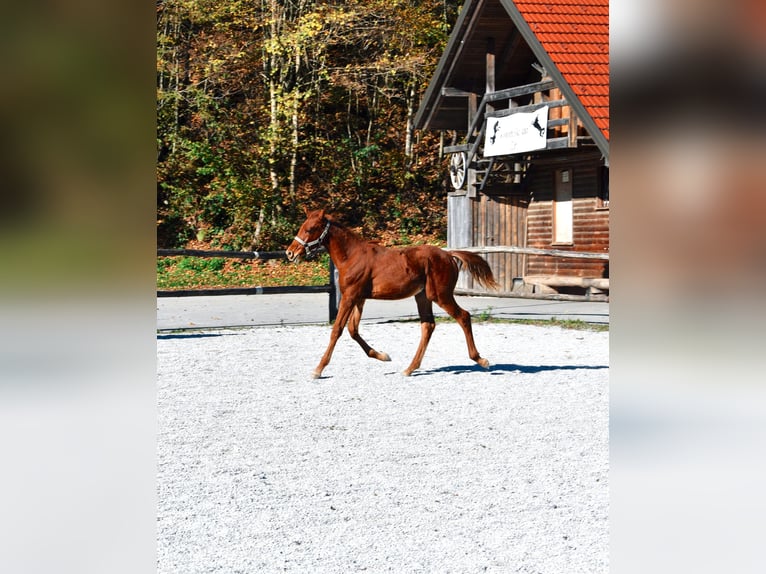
157,248,285,260
158,245,608,313
157,248,339,322
452,245,609,301
453,245,609,260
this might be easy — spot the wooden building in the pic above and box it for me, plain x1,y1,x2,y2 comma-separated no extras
414,0,609,299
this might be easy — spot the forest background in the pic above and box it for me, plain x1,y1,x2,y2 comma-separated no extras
157,0,464,253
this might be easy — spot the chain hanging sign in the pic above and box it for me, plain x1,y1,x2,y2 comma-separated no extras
483,106,549,157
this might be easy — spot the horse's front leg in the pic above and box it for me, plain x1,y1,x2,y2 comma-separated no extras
347,300,391,362
312,296,356,379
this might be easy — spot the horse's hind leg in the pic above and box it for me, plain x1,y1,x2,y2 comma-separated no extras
435,292,490,369
347,301,391,362
403,290,436,376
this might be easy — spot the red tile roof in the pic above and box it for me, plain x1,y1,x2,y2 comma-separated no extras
514,0,609,140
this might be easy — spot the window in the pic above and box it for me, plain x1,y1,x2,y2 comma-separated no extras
553,169,573,244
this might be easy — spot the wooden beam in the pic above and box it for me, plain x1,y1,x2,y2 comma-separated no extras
569,111,578,148
545,137,571,150
454,287,608,302
466,121,487,169
468,92,478,131
443,144,472,154
440,87,476,98
546,118,570,128
486,37,495,95
524,275,610,290
488,99,567,118
484,80,556,102
453,245,609,260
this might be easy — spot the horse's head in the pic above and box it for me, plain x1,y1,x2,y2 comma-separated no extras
286,209,331,262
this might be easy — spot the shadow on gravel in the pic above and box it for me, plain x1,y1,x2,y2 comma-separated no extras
413,363,608,376
157,333,232,340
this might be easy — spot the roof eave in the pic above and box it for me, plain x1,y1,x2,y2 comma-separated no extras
414,0,485,131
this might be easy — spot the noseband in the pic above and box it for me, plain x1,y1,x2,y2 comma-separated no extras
294,221,331,257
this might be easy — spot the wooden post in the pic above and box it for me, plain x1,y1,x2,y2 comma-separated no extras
467,92,477,136
438,130,444,160
568,111,578,148
466,93,478,198
486,37,495,102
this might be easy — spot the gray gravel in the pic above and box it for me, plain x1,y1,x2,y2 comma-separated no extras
158,321,608,573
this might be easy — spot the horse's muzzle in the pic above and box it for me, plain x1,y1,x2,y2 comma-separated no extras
285,242,303,262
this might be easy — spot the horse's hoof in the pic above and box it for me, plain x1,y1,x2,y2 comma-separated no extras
477,358,490,369
402,369,413,377
312,369,322,379
379,352,391,362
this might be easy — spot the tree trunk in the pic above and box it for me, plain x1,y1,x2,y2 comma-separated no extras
268,0,280,198
404,78,415,160
288,46,300,211
366,84,377,148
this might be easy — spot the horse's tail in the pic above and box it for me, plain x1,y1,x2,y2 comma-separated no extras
449,250,500,290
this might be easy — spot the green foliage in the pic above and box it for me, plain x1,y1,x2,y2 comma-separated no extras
476,307,494,322
157,256,329,290
176,256,226,272
157,257,174,273
158,0,462,249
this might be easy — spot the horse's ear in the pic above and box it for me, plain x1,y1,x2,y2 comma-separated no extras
317,208,326,220
302,205,309,216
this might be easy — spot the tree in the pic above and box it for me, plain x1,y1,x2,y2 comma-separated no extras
157,0,462,249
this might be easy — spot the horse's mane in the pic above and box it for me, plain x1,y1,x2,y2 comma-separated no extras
325,214,370,243
315,210,384,247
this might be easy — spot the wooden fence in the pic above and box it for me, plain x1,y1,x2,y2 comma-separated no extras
157,244,608,316
453,245,609,300
456,245,608,260
157,249,340,322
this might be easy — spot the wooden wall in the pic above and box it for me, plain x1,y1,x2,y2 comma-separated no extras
526,158,609,278
447,151,608,295
471,194,528,292
448,193,528,293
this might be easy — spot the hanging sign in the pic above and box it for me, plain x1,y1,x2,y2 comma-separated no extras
483,106,549,157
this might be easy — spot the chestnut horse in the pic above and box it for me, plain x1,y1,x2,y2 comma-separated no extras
286,209,499,378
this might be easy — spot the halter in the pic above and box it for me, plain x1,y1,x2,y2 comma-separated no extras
294,221,331,257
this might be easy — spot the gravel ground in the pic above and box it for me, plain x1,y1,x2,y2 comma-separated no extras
158,321,608,573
